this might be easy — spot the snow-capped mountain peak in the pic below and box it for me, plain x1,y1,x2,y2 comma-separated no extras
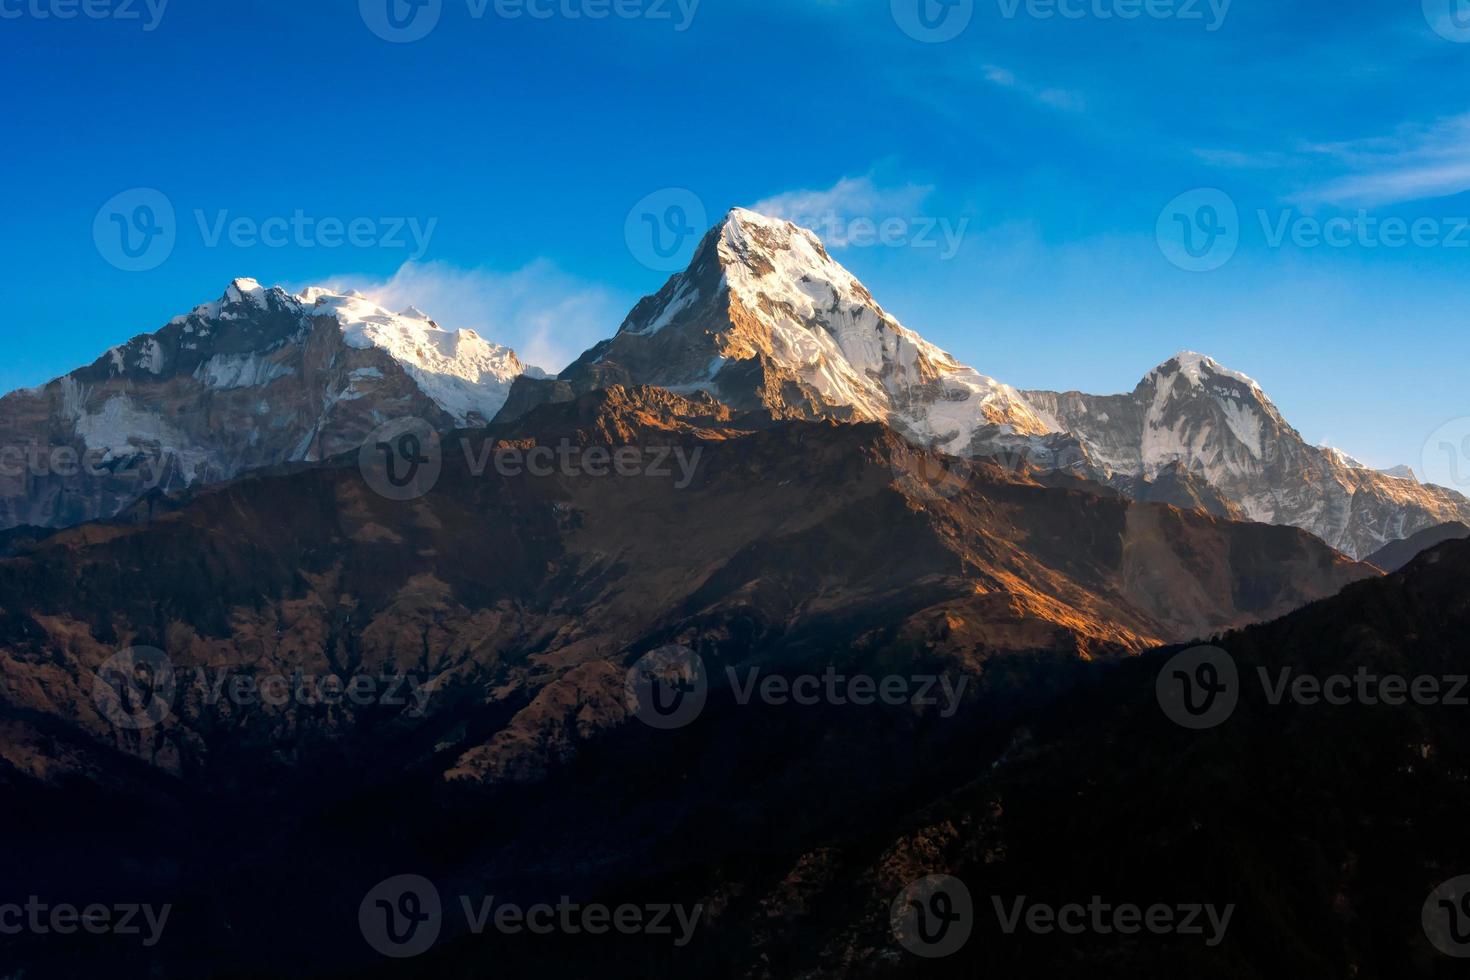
0,277,544,531
1151,350,1264,391
583,207,1049,451
295,286,534,425
1027,355,1470,558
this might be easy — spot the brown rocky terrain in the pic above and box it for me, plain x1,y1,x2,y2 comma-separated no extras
0,279,535,532
0,385,1375,976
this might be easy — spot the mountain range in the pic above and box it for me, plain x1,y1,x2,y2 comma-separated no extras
2,209,1469,978
3,209,1462,561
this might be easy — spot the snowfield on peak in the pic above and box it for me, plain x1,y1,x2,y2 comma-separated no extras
1027,351,1470,558
162,278,544,425
296,285,543,424
0,277,545,531
568,208,1049,454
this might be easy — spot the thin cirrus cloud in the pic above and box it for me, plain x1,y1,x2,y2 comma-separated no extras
751,176,934,245
1289,113,1470,207
980,64,1086,112
309,260,626,373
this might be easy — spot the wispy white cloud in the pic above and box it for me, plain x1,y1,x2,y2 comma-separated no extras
751,176,934,246
309,260,625,373
980,63,1085,112
1191,147,1291,170
1292,113,1470,207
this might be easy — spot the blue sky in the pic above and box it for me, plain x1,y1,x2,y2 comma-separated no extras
1,0,1468,476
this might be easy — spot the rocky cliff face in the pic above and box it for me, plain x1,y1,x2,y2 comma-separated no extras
503,208,1064,461
0,279,540,530
0,385,1386,977
1026,353,1470,559
498,212,1470,561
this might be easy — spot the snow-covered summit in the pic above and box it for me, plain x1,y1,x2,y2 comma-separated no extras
1151,351,1263,391
597,207,1049,450
293,285,538,424
160,279,543,425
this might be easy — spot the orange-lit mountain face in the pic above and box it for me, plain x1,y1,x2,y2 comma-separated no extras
0,384,1378,975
